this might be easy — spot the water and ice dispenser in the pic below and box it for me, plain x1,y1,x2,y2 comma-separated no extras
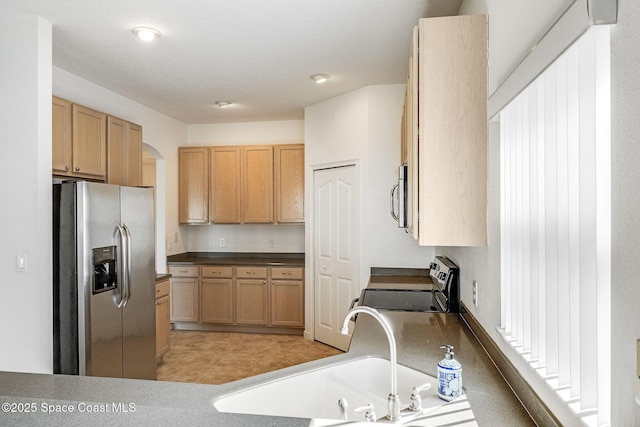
92,246,117,294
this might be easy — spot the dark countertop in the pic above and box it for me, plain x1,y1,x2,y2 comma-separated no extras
0,268,533,426
167,252,305,267
369,267,435,290
155,273,171,283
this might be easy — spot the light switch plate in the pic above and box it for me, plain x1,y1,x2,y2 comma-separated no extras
16,254,27,272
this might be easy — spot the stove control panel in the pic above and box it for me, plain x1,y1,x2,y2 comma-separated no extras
429,256,457,290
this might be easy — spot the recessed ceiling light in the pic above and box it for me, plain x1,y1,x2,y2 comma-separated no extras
310,73,331,84
131,26,161,42
214,101,232,108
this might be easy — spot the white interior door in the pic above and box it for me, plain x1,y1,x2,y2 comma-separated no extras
313,165,359,351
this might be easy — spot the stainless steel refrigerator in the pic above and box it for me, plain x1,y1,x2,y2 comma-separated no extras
53,181,156,380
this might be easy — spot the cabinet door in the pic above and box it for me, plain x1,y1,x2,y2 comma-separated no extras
406,25,419,239
210,146,242,223
179,147,209,224
274,144,304,223
242,145,273,223
201,278,234,324
52,96,72,176
236,279,268,325
170,277,199,322
417,15,487,246
270,279,304,327
155,295,170,360
72,104,106,179
126,123,143,187
107,116,127,185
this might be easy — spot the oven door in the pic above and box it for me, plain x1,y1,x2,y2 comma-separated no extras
390,164,408,228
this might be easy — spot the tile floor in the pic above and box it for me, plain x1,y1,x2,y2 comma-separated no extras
156,330,344,384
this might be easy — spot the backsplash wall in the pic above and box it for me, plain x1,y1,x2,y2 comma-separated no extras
183,223,305,253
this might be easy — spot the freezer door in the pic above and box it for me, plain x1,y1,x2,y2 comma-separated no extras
120,186,156,380
79,182,124,378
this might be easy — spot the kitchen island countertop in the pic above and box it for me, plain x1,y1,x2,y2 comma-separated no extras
0,312,534,426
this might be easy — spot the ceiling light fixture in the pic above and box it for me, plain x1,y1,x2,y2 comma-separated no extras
214,101,232,108
131,26,161,42
310,73,331,84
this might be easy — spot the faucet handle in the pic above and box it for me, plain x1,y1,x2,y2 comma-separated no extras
354,403,377,423
409,383,432,412
338,398,349,421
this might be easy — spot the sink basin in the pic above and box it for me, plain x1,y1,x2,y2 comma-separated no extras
213,356,449,422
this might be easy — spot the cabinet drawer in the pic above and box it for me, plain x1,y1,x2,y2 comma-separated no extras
155,280,170,299
271,267,303,280
168,265,198,277
201,265,233,278
236,266,268,279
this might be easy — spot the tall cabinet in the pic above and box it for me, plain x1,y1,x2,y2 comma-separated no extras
178,147,209,224
401,15,488,246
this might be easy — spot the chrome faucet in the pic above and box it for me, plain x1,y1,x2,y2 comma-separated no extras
340,306,401,422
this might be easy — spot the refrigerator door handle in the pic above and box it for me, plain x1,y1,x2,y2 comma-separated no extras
116,223,131,308
115,223,128,308
122,223,133,306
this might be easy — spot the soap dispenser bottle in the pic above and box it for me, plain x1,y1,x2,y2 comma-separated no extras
437,344,462,401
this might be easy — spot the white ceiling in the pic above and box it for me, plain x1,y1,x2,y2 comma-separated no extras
4,0,463,124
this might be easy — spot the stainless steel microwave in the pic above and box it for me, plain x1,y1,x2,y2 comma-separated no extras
390,164,408,228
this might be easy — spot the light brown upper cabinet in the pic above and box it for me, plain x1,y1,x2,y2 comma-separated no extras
52,97,73,176
179,147,209,224
107,116,142,186
52,96,143,186
179,144,304,225
210,146,242,223
72,104,107,179
52,97,107,181
242,145,274,223
274,144,304,223
403,15,488,246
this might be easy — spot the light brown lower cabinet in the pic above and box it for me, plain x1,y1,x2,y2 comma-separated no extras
235,266,269,325
170,278,199,322
201,266,234,324
169,264,304,332
155,279,171,363
270,267,304,327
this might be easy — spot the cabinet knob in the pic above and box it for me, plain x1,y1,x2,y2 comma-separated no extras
75,167,80,172
65,166,70,171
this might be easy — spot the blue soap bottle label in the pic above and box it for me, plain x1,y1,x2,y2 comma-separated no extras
437,345,462,401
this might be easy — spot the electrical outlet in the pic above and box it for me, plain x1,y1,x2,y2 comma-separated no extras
268,238,275,248
472,280,478,306
174,232,179,243
219,238,226,248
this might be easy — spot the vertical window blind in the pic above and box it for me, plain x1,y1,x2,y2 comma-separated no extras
499,26,610,427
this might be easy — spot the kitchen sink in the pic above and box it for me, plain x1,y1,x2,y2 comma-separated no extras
213,356,475,425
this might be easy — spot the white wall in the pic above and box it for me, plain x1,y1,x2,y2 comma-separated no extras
304,85,436,331
0,14,53,373
456,0,639,424
53,67,188,267
610,1,640,424
184,120,305,253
